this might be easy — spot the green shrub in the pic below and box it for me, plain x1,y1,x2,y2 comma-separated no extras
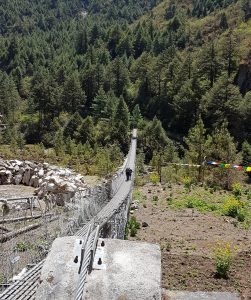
185,197,209,211
183,176,192,192
15,241,33,252
232,183,242,199
150,173,159,185
237,208,247,222
126,216,141,237
213,241,235,278
223,198,243,218
130,226,138,237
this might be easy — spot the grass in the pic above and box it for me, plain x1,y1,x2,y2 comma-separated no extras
133,188,142,202
15,241,34,252
165,184,251,224
125,216,141,239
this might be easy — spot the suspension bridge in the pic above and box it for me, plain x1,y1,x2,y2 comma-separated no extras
0,129,138,300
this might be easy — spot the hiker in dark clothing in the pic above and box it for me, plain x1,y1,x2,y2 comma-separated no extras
128,168,133,180
126,168,130,181
125,167,133,181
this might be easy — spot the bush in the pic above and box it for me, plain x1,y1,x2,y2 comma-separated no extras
232,183,242,199
130,226,138,237
183,176,192,191
149,173,159,185
185,197,211,212
223,198,243,218
237,208,246,222
126,216,141,237
15,241,33,252
213,241,234,278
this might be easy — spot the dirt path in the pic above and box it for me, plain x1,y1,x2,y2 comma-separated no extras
0,185,35,199
129,183,251,300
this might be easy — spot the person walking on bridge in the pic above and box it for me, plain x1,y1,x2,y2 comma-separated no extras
125,167,133,181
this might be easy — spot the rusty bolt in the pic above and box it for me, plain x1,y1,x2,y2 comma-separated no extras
101,241,105,247
98,258,102,265
74,256,78,263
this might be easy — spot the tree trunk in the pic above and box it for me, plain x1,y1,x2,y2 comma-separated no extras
0,213,54,224
0,216,58,243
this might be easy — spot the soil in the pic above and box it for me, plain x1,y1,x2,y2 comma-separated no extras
0,185,35,199
128,182,251,300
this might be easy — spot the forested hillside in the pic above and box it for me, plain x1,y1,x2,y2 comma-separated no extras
1,0,251,176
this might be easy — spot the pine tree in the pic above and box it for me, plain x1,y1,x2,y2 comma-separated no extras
210,122,240,189
242,141,251,164
54,129,65,157
91,89,108,120
196,41,219,87
78,116,96,147
131,105,143,128
108,24,122,58
62,73,86,114
202,74,242,137
116,34,134,57
112,97,130,153
219,32,237,77
141,117,172,162
219,13,229,30
0,74,20,122
64,112,83,139
133,27,148,58
65,137,77,155
111,57,129,97
241,91,251,142
184,117,211,181
77,29,88,54
241,0,251,21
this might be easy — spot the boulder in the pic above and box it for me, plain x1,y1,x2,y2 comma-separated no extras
38,169,44,178
47,182,56,192
61,183,77,193
14,165,20,172
18,167,25,175
0,169,6,175
14,174,23,185
29,175,39,188
22,169,31,186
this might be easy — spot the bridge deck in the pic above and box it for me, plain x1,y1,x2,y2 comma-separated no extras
0,131,137,300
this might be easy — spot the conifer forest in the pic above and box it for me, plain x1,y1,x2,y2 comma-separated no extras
0,0,251,173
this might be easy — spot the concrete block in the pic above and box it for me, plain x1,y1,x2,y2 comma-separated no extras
35,236,83,300
84,238,161,300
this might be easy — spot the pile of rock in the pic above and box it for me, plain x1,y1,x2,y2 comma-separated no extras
0,160,86,197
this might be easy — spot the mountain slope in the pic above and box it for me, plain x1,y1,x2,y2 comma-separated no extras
0,0,251,155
